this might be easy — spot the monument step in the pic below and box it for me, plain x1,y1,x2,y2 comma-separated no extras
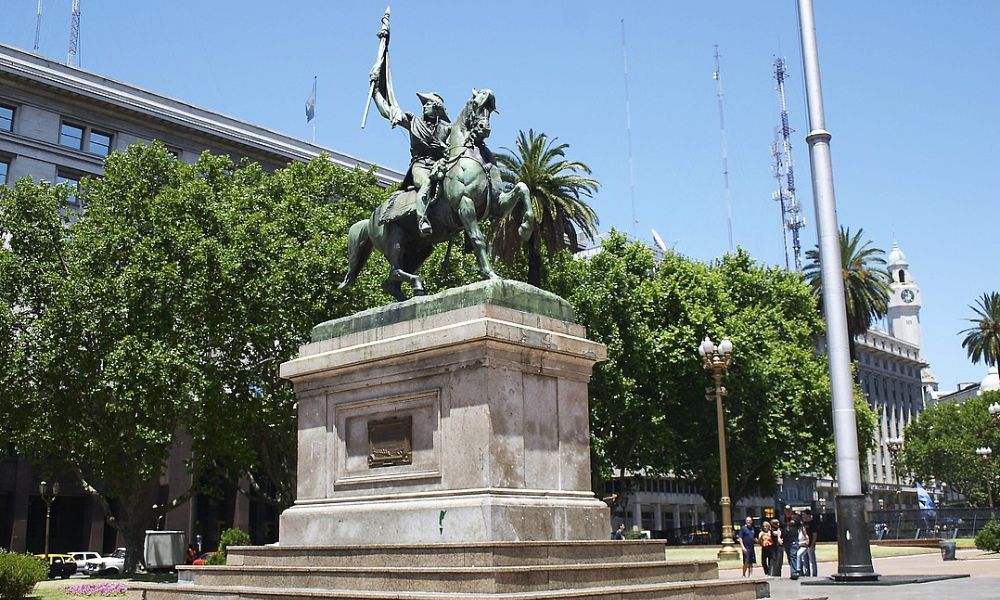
227,541,671,568
130,578,768,600
177,560,717,594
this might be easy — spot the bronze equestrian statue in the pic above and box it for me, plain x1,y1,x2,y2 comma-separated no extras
340,88,534,301
342,9,534,301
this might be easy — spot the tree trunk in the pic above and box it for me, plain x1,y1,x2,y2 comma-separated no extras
119,480,156,574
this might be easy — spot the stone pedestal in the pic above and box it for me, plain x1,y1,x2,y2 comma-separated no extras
277,280,610,545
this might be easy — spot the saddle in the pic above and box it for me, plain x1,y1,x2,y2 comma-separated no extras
378,189,419,225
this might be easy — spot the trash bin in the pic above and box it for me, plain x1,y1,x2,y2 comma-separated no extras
144,530,186,570
939,540,956,561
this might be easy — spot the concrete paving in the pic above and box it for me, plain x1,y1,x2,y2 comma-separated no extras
721,549,1000,599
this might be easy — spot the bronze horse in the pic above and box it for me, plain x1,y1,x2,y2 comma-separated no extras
338,89,534,301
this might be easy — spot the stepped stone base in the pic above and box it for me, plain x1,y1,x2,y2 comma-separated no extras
129,542,769,599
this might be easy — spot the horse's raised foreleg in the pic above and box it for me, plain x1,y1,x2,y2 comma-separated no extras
458,195,500,280
497,181,534,241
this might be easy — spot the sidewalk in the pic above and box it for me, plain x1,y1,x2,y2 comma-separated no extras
722,549,1000,599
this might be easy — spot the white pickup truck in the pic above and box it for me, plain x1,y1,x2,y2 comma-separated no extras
84,548,126,576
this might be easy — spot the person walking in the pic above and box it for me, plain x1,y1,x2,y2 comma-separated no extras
736,516,757,577
757,520,774,576
802,509,819,576
782,505,804,579
769,518,784,576
612,523,626,540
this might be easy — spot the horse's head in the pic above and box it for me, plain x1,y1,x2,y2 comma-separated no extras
455,88,497,146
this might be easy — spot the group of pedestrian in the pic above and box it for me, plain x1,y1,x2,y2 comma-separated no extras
735,505,819,579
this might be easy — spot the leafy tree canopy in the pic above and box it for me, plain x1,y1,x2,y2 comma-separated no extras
546,232,876,507
899,391,1000,507
0,143,391,569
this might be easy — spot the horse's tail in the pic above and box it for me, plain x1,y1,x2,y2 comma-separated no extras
338,219,373,290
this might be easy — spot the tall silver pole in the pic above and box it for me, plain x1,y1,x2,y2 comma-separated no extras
796,0,878,580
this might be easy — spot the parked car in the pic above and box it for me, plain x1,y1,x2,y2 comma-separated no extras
191,552,220,566
70,551,101,574
35,554,78,579
84,548,126,576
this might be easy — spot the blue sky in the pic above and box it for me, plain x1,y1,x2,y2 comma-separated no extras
1,1,996,391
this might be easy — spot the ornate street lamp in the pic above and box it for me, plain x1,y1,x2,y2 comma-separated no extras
976,447,994,509
38,480,59,558
988,402,1000,425
698,335,739,560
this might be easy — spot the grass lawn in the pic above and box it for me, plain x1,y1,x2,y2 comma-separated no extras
31,574,177,600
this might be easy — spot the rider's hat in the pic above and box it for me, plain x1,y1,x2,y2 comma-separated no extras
416,92,450,122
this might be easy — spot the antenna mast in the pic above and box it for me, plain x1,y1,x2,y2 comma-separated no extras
621,19,637,237
771,130,791,270
713,45,734,252
774,57,806,270
33,1,42,52
67,0,80,66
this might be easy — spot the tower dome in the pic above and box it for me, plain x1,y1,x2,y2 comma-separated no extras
979,366,1000,394
888,241,908,268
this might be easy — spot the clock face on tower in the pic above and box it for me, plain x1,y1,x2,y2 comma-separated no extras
901,289,915,304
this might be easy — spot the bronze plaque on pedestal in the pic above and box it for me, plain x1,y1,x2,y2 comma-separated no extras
367,415,412,468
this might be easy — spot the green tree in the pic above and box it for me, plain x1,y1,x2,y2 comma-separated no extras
960,292,1000,368
899,391,1000,507
0,143,387,571
495,129,599,287
547,233,876,509
803,227,891,361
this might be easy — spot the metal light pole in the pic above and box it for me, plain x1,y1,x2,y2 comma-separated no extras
796,0,878,581
698,336,739,560
976,447,994,509
39,480,59,558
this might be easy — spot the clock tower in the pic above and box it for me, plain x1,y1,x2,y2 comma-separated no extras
886,241,924,356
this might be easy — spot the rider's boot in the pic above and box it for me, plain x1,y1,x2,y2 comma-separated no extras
415,183,433,237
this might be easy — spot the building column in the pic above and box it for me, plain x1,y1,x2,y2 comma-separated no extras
231,477,250,533
86,495,106,551
8,456,33,552
653,503,663,530
164,431,195,538
631,502,642,530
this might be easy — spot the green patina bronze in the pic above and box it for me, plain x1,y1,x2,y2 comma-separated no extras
312,279,574,342
343,8,535,302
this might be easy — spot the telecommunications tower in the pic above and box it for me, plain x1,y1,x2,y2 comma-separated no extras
33,1,42,52
713,46,734,252
67,0,80,66
772,57,805,270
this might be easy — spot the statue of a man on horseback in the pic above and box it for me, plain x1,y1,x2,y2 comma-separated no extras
345,8,534,302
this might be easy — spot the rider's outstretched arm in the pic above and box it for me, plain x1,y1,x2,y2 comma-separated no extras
372,79,409,130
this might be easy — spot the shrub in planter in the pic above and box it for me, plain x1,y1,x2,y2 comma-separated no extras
975,518,1000,553
0,551,49,599
204,528,252,566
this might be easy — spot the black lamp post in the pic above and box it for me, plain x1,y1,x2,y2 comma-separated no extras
39,480,59,558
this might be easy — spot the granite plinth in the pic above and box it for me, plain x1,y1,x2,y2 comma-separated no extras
129,541,769,599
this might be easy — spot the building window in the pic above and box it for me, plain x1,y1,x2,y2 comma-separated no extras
57,173,81,206
0,160,8,185
60,122,85,150
0,104,14,132
88,130,113,156
59,121,114,156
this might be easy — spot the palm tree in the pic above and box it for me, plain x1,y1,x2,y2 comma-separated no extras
803,227,891,361
960,292,1000,368
495,129,599,287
